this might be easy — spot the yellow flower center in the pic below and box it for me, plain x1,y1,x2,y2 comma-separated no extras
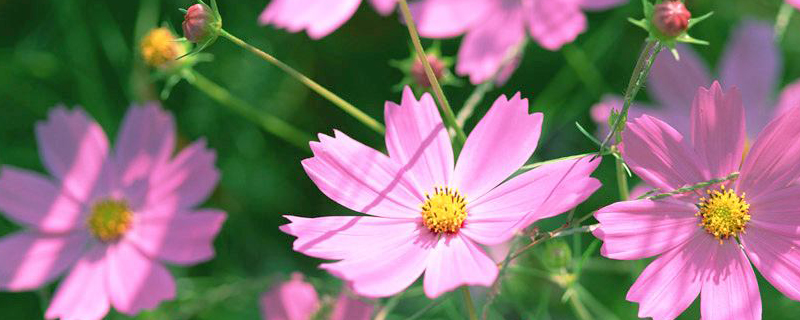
88,199,133,242
140,28,185,68
421,187,467,234
696,185,750,243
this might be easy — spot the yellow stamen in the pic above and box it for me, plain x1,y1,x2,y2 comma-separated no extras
140,28,186,68
696,185,750,243
88,199,133,242
421,187,467,234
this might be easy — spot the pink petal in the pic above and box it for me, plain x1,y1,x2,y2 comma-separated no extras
455,4,526,84
701,241,761,320
741,227,800,301
367,0,397,15
453,94,542,199
594,199,699,260
0,167,84,233
626,233,715,320
423,234,497,298
410,0,492,38
126,208,226,265
45,246,111,320
648,45,712,135
621,114,707,192
719,20,779,137
742,185,800,237
0,232,87,291
790,0,800,9
330,292,374,320
258,0,362,39
35,106,109,202
690,82,746,179
302,131,421,219
106,240,176,315
384,87,454,192
261,273,320,320
148,139,219,210
738,106,800,200
525,0,587,50
463,156,600,245
775,79,800,117
580,0,628,11
114,103,175,188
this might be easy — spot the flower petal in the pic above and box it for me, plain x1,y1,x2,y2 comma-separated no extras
410,0,492,38
621,114,707,192
367,0,396,15
385,87,454,193
455,4,526,84
648,45,711,135
743,185,800,238
741,227,800,301
626,233,715,320
701,241,761,320
45,246,111,320
258,0,362,39
594,199,699,260
453,94,542,199
690,82,746,179
35,106,109,202
147,139,219,210
790,0,800,9
261,273,320,320
0,167,85,232
463,156,600,245
330,292,374,320
302,131,421,218
580,0,628,11
738,106,800,200
775,79,800,117
126,208,226,265
107,240,176,315
525,0,587,50
0,232,87,291
423,234,497,298
114,103,175,188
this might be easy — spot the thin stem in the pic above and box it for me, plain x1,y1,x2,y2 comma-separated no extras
640,172,740,200
519,150,612,172
615,153,629,201
568,291,593,320
183,70,313,150
219,29,385,134
397,0,467,149
775,2,794,43
507,213,597,263
461,287,478,320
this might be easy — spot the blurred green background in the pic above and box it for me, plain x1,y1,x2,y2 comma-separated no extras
1,0,799,319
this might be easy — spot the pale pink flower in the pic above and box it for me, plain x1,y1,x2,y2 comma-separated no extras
594,82,800,320
261,272,373,320
592,20,800,139
282,87,601,298
259,0,397,39
409,0,628,84
0,104,226,320
790,0,800,9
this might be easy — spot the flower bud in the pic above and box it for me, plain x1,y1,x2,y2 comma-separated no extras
140,28,186,68
182,3,217,43
411,54,445,88
653,0,691,37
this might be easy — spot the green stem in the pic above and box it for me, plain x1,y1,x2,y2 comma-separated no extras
397,0,467,150
461,287,478,320
775,2,794,43
615,154,629,201
641,172,740,200
568,290,593,320
518,150,612,172
183,70,313,150
219,29,385,134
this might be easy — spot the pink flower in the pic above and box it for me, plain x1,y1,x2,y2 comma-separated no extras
261,272,373,320
259,0,397,39
282,87,601,298
790,0,800,9
409,0,628,84
594,82,800,320
0,104,226,320
592,20,800,140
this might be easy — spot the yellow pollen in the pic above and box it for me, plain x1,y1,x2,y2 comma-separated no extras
140,28,185,68
696,185,750,243
88,199,133,242
421,187,467,234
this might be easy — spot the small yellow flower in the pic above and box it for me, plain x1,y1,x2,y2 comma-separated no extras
140,28,186,68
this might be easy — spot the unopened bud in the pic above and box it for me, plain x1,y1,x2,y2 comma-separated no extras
140,28,186,68
182,3,217,43
411,54,445,88
653,0,691,37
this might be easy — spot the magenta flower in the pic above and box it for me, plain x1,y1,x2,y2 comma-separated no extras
592,20,800,139
281,87,601,298
409,0,628,84
594,82,800,320
0,104,226,319
790,0,800,9
261,272,373,320
259,0,397,39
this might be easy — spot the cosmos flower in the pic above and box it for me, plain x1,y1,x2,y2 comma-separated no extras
409,0,628,84
594,82,800,320
789,0,800,9
0,103,226,320
282,87,601,298
259,0,397,39
261,272,373,320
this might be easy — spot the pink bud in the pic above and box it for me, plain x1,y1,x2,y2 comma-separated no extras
653,0,691,37
411,54,445,88
183,3,214,43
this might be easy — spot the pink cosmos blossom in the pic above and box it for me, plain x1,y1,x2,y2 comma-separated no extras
592,20,800,139
281,86,601,298
259,0,397,39
261,272,373,320
0,104,226,320
409,0,628,84
594,82,800,320
790,0,800,9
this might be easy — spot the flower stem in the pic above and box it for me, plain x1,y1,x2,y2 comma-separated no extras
182,69,313,151
568,291,593,320
397,0,467,149
461,287,479,320
775,2,794,43
218,29,385,134
615,152,629,201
